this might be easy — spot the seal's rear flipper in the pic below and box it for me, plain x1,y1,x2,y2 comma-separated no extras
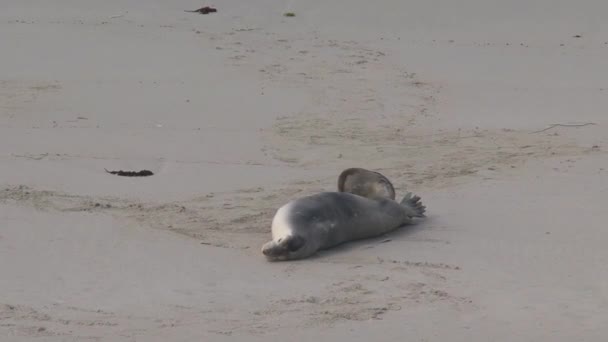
400,192,426,218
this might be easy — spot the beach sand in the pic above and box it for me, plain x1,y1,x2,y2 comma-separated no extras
1,0,608,340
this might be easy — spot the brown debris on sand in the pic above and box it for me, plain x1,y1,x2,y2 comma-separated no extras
185,6,217,14
104,169,154,177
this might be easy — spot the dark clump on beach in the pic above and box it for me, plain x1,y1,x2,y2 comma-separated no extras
105,169,154,177
185,6,217,14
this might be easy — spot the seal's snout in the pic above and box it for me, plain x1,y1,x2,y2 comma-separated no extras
261,241,275,257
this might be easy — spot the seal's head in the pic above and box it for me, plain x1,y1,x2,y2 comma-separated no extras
338,167,396,200
262,201,316,261
261,235,306,261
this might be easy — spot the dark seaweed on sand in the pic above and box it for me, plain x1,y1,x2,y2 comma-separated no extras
185,6,217,14
104,169,154,177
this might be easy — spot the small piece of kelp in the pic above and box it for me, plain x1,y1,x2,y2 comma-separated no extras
104,169,154,177
185,6,217,14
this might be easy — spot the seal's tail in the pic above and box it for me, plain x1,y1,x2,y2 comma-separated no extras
400,192,426,218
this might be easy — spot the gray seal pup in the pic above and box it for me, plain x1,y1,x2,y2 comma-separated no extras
337,167,396,200
261,191,426,261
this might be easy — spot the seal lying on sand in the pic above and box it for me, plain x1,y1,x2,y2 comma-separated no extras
261,181,426,261
337,167,396,200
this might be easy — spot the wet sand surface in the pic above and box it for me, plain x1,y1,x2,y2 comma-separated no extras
2,1,608,340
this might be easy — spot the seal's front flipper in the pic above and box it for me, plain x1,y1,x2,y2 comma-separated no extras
400,192,426,218
338,167,396,200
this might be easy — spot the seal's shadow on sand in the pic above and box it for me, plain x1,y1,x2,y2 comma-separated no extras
309,215,434,261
